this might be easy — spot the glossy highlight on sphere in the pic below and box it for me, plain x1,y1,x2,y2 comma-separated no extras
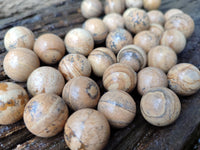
148,45,177,73
143,0,161,10
160,29,186,54
64,108,110,150
64,28,94,56
125,0,143,8
0,82,29,125
3,48,40,82
147,10,165,25
165,13,195,38
62,76,100,111
133,30,159,53
81,0,103,18
83,18,108,44
104,0,125,14
164,8,183,20
140,87,181,126
33,33,65,64
98,90,136,128
103,13,125,32
4,26,35,51
167,63,200,96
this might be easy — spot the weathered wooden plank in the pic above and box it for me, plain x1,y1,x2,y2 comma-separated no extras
0,0,84,54
0,52,7,81
0,120,34,150
15,132,67,150
0,120,25,139
0,0,65,19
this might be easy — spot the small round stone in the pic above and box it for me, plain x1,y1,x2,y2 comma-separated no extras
160,29,186,54
147,10,165,25
103,63,137,92
83,18,108,44
27,66,65,96
149,23,164,40
167,63,200,96
98,90,136,128
88,47,116,77
3,48,40,82
64,28,94,56
143,0,161,10
104,0,125,14
117,45,147,72
62,76,100,111
140,87,181,126
58,54,91,80
165,13,195,38
124,8,150,34
137,67,168,95
24,93,69,137
164,8,183,20
81,0,103,18
0,82,29,125
33,33,65,64
125,0,143,8
148,46,177,73
103,13,125,32
64,108,110,150
123,7,139,20
4,26,35,51
133,30,159,53
106,28,132,54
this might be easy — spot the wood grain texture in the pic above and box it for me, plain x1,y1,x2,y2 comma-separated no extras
0,0,84,54
15,132,67,150
0,0,65,19
0,0,200,149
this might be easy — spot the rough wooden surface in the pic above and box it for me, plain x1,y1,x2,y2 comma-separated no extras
0,0,200,150
0,0,65,19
